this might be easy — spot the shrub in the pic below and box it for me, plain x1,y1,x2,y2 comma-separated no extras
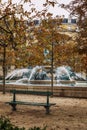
0,116,47,130
0,116,25,130
28,126,47,130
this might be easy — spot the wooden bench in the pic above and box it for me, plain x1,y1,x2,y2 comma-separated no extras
6,90,56,114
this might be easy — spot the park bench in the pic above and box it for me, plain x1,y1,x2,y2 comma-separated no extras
6,89,56,114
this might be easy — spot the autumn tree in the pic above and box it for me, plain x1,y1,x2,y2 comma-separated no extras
0,0,59,93
63,0,87,79
0,0,32,93
33,15,70,93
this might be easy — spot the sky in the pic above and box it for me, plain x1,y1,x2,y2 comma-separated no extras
29,0,72,18
2,0,72,18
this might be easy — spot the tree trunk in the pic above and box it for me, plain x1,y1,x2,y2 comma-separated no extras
51,42,54,94
2,46,6,94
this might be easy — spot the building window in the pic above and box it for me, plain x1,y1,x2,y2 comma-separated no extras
34,20,40,25
71,19,76,24
62,18,68,23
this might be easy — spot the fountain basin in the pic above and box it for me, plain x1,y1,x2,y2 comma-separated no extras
0,83,87,98
29,80,57,84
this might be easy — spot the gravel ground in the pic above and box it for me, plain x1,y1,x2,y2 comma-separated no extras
0,92,87,130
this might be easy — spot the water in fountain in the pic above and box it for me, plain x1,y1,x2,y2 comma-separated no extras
28,66,50,83
5,68,31,82
55,66,72,81
55,66,86,86
5,66,50,84
5,65,86,86
55,66,85,81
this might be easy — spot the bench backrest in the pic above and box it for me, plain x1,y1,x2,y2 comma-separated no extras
10,90,53,96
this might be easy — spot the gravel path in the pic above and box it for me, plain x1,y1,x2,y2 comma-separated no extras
0,92,87,130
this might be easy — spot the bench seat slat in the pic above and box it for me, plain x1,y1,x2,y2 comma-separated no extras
6,101,56,106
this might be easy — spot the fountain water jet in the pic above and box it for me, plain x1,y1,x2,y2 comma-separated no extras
5,65,86,86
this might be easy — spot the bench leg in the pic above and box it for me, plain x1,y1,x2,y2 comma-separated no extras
44,106,50,114
10,104,17,111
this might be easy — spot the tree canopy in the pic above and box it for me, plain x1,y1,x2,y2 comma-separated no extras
62,0,87,54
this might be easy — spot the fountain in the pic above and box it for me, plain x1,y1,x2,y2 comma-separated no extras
13,66,50,84
5,65,86,86
55,66,86,86
0,65,87,98
5,68,31,80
